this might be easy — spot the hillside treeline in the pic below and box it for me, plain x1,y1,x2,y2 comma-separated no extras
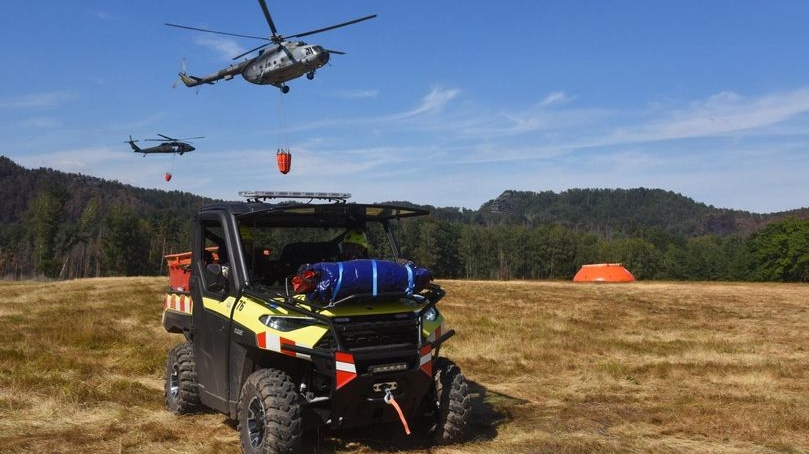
398,215,809,281
0,157,211,279
1,157,808,281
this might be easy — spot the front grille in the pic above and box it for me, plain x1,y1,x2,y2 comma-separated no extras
315,313,420,351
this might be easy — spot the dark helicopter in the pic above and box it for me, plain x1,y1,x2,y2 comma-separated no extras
166,0,376,93
127,134,204,157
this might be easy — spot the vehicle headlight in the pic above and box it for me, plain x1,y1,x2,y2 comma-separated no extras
260,315,318,332
421,307,439,322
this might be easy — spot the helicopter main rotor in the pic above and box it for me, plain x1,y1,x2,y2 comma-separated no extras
143,134,205,142
165,0,376,60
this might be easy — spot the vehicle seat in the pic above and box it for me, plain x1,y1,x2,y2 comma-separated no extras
279,242,341,274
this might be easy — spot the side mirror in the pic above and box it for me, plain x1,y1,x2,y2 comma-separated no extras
204,263,229,293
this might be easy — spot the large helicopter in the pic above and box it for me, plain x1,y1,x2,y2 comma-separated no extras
127,134,204,157
166,0,376,94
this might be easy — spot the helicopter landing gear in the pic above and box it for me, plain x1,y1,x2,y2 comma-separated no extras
306,71,315,80
280,84,290,94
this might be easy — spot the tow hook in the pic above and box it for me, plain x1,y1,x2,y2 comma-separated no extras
384,388,411,435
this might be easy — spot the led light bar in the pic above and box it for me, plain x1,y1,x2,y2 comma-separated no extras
369,362,409,374
239,191,351,202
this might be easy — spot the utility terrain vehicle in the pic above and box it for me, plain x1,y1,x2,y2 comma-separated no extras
161,191,470,453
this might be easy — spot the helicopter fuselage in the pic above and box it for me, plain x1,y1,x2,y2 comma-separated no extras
169,0,374,93
242,41,330,85
177,41,330,92
130,141,195,156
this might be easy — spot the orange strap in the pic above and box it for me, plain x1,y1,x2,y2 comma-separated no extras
384,389,411,435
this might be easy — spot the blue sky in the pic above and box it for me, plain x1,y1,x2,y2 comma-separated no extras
2,1,809,213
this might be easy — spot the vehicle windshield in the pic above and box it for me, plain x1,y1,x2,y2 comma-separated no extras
236,220,396,288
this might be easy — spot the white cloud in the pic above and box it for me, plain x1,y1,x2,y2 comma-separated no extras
17,117,63,128
611,87,809,144
394,86,461,119
271,86,464,134
0,91,77,109
539,91,574,107
335,89,378,99
8,84,809,212
91,10,115,21
193,36,249,61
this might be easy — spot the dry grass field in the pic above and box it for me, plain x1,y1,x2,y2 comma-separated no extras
0,277,807,453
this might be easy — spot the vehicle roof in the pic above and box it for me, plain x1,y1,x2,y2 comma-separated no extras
200,201,429,227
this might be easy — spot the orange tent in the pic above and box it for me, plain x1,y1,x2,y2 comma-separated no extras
573,263,636,282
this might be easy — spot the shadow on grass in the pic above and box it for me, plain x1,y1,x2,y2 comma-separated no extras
305,379,527,453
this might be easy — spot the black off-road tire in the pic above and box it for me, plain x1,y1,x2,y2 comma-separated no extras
164,342,201,414
238,368,303,454
432,357,471,444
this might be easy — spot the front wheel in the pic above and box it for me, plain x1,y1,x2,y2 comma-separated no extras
164,342,201,414
238,368,303,454
432,358,471,444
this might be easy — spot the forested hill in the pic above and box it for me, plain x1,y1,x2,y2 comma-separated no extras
0,156,216,225
476,189,808,238
3,155,809,281
2,155,806,237
1,156,218,280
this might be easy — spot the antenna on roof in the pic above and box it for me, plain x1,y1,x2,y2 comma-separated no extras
238,191,351,203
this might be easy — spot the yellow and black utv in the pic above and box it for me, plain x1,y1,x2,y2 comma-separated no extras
161,191,470,453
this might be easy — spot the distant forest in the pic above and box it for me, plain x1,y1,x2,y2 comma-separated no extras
2,156,808,282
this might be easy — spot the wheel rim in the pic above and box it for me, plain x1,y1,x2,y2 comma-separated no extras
169,364,180,399
247,396,266,448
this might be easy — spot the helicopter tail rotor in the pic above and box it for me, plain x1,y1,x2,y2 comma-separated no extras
172,58,207,93
126,136,142,153
179,73,206,89
172,58,188,88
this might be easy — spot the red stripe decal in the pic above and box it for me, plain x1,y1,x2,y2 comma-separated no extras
280,337,296,357
419,344,433,377
335,351,357,389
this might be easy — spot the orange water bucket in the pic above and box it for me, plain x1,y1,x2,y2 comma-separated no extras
277,149,291,174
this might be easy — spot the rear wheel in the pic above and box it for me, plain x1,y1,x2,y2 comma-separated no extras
238,368,303,454
164,342,201,414
432,358,471,444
